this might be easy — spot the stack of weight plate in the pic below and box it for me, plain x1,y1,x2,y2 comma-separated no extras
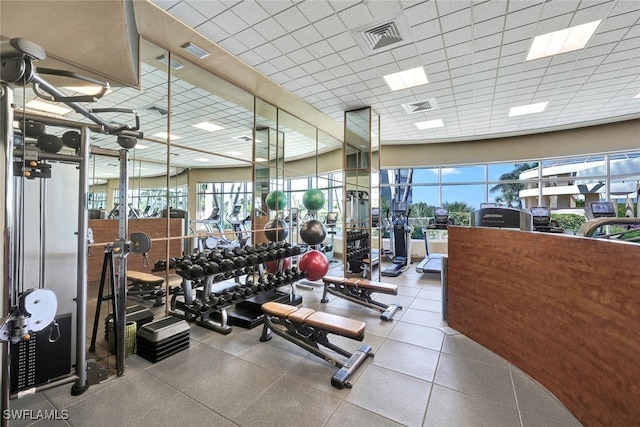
136,316,190,363
104,305,155,340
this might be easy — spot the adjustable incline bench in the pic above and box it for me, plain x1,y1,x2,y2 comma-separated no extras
321,276,401,321
260,301,374,389
127,271,165,306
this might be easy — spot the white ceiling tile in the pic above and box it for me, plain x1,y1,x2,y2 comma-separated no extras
410,19,443,42
327,31,358,52
272,34,303,54
338,45,367,62
534,14,575,34
404,1,438,27
211,9,247,35
296,0,334,22
288,48,315,64
320,53,344,68
305,40,335,58
184,0,228,18
436,0,471,16
473,17,506,39
272,55,297,71
167,1,208,27
253,43,282,62
500,39,530,57
253,18,288,40
235,27,268,49
366,0,403,20
442,26,473,47
504,4,543,30
571,2,616,26
440,7,472,32
259,0,295,16
502,23,536,44
314,14,348,37
194,21,229,42
306,67,333,81
291,25,325,46
217,37,249,54
229,1,269,25
447,41,473,59
274,5,311,32
338,3,374,29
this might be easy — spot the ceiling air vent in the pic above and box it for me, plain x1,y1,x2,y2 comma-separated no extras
233,135,253,142
363,22,403,50
144,105,168,116
402,98,438,114
352,12,412,54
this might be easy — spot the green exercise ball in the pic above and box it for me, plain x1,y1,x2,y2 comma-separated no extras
302,189,325,211
265,190,287,210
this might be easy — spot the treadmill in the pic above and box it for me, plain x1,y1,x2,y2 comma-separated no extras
531,206,563,233
416,207,452,274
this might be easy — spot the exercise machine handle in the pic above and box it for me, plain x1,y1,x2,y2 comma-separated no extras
90,108,141,134
33,68,110,103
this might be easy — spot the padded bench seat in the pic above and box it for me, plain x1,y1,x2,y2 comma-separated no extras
262,301,365,339
260,301,373,389
322,276,402,321
127,271,164,286
323,276,398,294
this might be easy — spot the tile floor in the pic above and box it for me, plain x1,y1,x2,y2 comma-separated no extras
9,263,583,426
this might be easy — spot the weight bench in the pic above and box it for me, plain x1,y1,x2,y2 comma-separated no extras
321,276,402,321
127,271,165,306
260,301,373,389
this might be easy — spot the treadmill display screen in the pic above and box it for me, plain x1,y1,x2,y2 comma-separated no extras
531,207,551,226
434,207,449,223
590,202,616,217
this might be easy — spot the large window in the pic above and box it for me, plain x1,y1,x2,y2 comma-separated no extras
381,150,640,236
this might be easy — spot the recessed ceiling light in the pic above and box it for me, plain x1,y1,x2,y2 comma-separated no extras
415,119,444,130
509,102,548,117
25,100,73,115
193,121,224,132
383,66,428,91
194,157,213,162
526,20,601,61
156,54,184,70
181,42,209,59
63,86,112,96
152,132,182,140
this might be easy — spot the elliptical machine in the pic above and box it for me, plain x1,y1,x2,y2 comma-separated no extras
381,202,412,277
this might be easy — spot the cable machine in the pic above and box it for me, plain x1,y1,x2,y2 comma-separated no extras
0,38,143,417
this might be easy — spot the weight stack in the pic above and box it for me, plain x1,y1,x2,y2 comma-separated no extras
136,316,191,363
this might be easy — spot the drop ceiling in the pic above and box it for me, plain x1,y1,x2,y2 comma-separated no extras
151,0,640,142
2,0,640,179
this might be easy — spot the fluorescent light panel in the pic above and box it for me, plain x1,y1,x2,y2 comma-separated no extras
227,151,242,156
25,100,72,115
181,42,209,59
152,132,182,140
63,86,112,96
156,55,184,70
255,157,267,162
134,144,149,149
415,119,444,130
383,66,428,91
634,92,640,99
194,157,213,162
526,20,601,61
193,121,224,132
509,102,548,117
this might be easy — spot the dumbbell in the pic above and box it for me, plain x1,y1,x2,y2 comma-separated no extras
220,258,235,271
233,247,246,257
234,256,247,268
205,261,220,275
209,251,223,264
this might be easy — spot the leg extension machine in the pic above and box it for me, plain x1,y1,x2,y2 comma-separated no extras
260,302,373,389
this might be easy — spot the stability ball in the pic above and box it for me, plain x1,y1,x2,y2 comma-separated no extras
302,189,325,211
299,219,327,246
265,190,287,211
298,250,329,281
264,218,288,242
266,257,291,274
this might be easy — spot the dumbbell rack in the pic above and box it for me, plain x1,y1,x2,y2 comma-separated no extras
155,242,305,334
345,230,370,277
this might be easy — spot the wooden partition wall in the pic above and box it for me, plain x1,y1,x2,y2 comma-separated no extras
87,218,183,282
447,226,640,426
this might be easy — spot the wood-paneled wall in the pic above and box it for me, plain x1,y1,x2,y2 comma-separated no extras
447,226,640,426
88,218,184,282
